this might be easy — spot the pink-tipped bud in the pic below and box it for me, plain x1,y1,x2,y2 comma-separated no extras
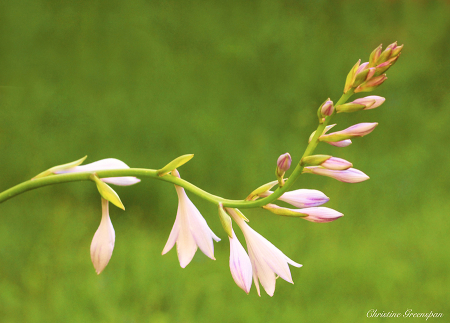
321,157,352,170
344,59,361,94
320,99,334,117
354,74,387,93
304,166,370,183
351,96,385,110
309,124,353,147
297,207,344,223
369,44,382,67
319,123,378,142
276,153,292,177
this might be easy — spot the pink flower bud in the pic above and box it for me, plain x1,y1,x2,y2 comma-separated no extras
328,140,352,147
351,96,385,110
276,153,292,176
321,157,352,170
319,123,378,142
296,207,343,223
355,74,387,93
304,166,370,183
320,100,334,117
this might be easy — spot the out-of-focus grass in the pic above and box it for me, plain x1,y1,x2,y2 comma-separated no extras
0,0,449,322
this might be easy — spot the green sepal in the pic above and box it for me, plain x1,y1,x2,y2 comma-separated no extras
319,133,354,142
343,59,360,93
263,204,307,217
376,48,392,65
302,155,332,166
90,174,125,210
157,154,194,176
232,208,249,222
336,103,367,113
218,203,233,238
368,44,382,68
353,68,370,87
245,180,279,201
32,155,87,180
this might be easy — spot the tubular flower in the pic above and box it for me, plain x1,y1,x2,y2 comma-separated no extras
90,198,115,274
162,171,220,268
259,189,329,208
263,204,343,223
227,208,302,297
229,229,253,294
319,123,378,142
304,166,370,183
56,158,140,186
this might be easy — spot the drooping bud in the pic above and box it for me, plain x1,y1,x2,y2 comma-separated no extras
344,59,361,94
90,174,125,210
319,123,378,142
91,198,115,274
218,203,233,238
354,74,387,93
303,166,370,183
157,154,194,176
276,153,292,187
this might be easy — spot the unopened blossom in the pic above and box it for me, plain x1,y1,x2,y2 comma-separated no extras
351,96,385,110
162,170,220,268
304,166,370,183
354,74,387,93
309,124,352,147
227,208,302,297
91,198,115,274
263,204,343,223
320,99,334,117
259,189,329,208
276,153,292,176
319,123,378,142
321,157,352,170
56,158,140,186
229,230,253,294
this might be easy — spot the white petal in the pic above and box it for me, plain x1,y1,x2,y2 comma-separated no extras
176,201,198,268
229,231,253,294
102,177,141,186
162,215,180,255
56,158,140,186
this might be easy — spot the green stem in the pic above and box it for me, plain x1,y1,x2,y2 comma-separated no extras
0,90,354,209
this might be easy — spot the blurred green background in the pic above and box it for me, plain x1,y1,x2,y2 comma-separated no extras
0,0,449,322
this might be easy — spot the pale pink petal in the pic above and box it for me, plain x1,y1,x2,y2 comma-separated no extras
229,230,253,294
328,140,352,147
297,207,343,223
162,215,180,255
260,189,329,208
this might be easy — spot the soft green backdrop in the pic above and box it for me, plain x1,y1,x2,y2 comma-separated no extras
0,0,449,322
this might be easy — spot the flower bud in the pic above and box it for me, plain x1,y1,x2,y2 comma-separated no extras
321,157,352,170
276,153,292,175
319,123,378,142
259,189,329,208
276,153,292,186
369,44,382,67
351,96,385,110
91,198,115,274
302,154,331,166
319,99,334,117
303,166,370,183
263,204,343,223
309,124,353,147
344,59,361,94
354,74,387,93
335,103,366,113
